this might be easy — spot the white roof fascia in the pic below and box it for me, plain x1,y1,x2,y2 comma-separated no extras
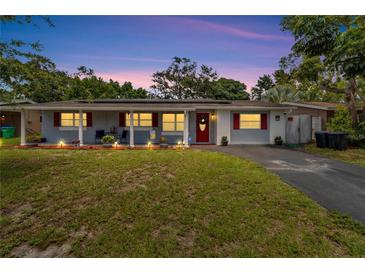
283,102,330,111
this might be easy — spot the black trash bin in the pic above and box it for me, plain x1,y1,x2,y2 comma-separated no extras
328,132,348,150
315,131,328,148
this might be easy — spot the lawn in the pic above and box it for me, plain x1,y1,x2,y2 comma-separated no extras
0,148,364,257
304,143,365,167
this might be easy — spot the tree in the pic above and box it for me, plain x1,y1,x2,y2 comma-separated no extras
211,78,249,100
250,74,275,100
0,16,59,102
65,67,148,100
151,57,202,99
151,57,249,100
1,16,147,102
274,55,344,102
281,16,365,125
263,85,299,103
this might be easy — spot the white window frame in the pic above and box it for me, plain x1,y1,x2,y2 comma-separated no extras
239,114,261,129
60,112,86,127
126,113,152,127
162,113,184,132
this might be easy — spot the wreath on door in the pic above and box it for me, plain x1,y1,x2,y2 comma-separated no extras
199,116,207,132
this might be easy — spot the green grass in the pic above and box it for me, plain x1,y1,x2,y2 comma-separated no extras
1,148,365,257
0,137,20,147
304,143,365,167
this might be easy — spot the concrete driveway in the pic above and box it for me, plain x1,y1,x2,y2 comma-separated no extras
197,145,365,223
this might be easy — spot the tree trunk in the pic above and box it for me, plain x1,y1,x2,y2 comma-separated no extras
347,78,358,126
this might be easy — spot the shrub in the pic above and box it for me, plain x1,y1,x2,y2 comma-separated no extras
274,136,283,145
221,136,228,146
26,132,41,143
349,121,365,148
327,106,355,135
327,106,365,148
101,135,116,144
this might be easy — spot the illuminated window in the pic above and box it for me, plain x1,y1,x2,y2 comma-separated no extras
126,113,152,127
163,113,184,131
61,113,86,127
240,114,261,129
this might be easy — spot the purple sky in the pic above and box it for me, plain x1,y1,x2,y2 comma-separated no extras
2,16,294,90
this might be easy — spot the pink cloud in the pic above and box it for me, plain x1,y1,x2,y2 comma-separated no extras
216,66,277,91
168,17,290,41
97,70,154,89
97,66,275,92
68,54,169,64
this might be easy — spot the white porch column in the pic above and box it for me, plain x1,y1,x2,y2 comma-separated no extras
129,110,135,147
20,110,26,146
78,110,84,146
183,110,189,147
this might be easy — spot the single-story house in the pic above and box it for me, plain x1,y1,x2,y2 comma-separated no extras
284,101,364,131
0,99,294,146
0,99,41,137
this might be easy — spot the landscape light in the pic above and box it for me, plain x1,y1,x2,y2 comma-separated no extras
59,140,64,148
147,141,152,148
114,141,118,148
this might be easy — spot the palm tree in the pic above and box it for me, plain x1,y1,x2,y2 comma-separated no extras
263,85,299,103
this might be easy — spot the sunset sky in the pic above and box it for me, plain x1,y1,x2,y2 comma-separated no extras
2,16,294,90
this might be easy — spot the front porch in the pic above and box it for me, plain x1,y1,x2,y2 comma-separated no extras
19,109,216,147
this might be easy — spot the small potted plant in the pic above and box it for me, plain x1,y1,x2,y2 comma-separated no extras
101,135,116,148
274,136,283,145
221,136,229,146
159,136,169,148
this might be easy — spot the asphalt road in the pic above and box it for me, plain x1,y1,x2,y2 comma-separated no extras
197,145,365,223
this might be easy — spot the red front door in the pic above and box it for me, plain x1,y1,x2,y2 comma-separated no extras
196,112,210,143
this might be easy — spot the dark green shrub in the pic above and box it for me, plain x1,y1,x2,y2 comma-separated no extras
101,135,116,144
349,121,365,148
221,136,228,146
327,106,355,135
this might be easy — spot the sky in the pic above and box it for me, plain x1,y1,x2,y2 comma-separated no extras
1,16,294,90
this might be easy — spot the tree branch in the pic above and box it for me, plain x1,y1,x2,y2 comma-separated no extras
319,82,346,93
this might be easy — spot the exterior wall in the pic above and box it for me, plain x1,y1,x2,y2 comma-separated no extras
216,110,231,145
230,111,270,144
291,107,328,130
269,111,286,144
0,110,40,136
41,110,187,145
41,109,287,146
27,110,41,133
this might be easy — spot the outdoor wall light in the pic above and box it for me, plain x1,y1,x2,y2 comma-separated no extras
59,141,64,148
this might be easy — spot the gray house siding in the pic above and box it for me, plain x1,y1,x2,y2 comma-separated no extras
41,110,191,145
230,111,270,144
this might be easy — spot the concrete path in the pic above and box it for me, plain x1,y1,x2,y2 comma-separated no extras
196,145,365,223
